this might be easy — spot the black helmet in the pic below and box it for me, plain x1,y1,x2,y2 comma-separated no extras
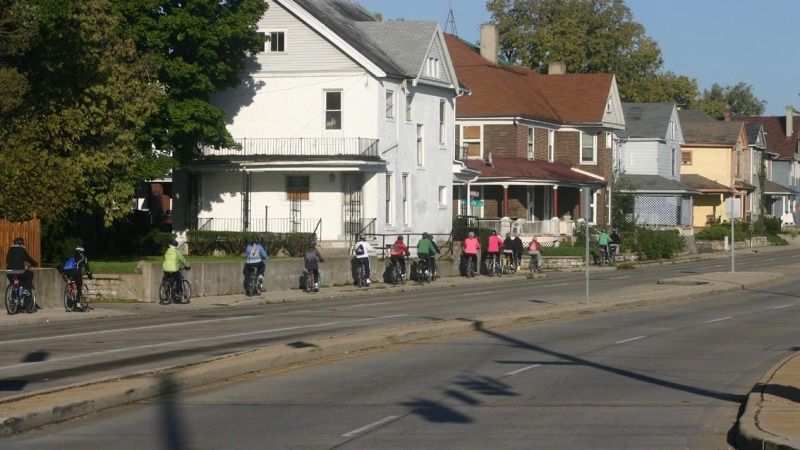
12,237,23,246
397,235,404,241
309,240,317,247
169,239,178,248
422,232,430,239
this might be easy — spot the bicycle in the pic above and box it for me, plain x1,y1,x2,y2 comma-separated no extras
417,257,434,283
487,253,502,277
529,252,544,275
244,265,264,297
63,274,90,312
354,258,368,287
502,250,517,274
304,270,317,293
389,258,405,285
5,273,35,315
159,269,192,305
463,254,477,278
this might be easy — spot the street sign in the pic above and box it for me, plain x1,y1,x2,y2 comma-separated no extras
470,199,484,207
724,198,741,219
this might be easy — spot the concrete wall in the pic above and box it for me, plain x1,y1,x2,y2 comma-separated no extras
0,269,64,310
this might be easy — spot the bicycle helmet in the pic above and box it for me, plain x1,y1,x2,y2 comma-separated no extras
397,235,404,240
309,240,317,247
422,232,430,239
169,239,178,248
12,237,24,246
75,246,85,253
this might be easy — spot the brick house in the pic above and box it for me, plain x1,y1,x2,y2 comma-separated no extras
446,27,624,229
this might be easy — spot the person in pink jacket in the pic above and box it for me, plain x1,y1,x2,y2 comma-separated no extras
486,230,504,269
462,231,481,276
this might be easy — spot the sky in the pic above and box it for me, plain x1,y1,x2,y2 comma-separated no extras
357,0,799,116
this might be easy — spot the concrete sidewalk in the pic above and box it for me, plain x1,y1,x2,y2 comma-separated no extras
0,245,798,443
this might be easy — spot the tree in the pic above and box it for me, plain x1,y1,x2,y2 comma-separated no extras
0,0,162,223
115,0,268,163
696,82,766,119
624,71,699,109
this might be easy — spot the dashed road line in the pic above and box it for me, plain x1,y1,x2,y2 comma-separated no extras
772,304,793,310
342,416,399,438
505,364,542,376
705,316,732,324
462,291,494,297
615,336,647,345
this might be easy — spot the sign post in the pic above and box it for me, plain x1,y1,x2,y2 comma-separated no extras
725,198,741,273
581,188,592,303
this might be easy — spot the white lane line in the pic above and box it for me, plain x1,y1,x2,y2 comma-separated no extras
339,302,393,309
610,275,631,280
712,264,724,268
615,336,647,345
705,316,732,324
505,364,542,376
462,291,494,297
772,304,793,310
342,416,399,438
0,315,261,346
538,282,568,288
791,255,800,258
0,314,408,372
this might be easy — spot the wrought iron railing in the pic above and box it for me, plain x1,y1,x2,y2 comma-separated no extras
192,217,321,234
203,138,380,158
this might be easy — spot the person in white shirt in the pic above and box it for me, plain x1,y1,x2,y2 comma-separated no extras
353,235,373,285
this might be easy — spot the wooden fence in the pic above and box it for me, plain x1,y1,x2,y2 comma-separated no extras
0,219,41,268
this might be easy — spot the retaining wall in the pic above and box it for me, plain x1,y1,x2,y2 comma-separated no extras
0,268,64,309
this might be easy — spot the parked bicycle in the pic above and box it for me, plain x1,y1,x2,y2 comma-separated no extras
159,269,192,305
63,273,90,312
416,257,433,283
389,258,406,285
5,272,35,315
244,264,264,297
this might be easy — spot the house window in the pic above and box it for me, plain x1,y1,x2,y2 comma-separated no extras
681,150,692,165
671,148,676,176
438,186,447,208
286,175,309,200
402,173,410,227
580,131,597,164
385,90,395,119
669,120,676,140
325,91,342,130
426,57,439,78
527,128,534,160
438,100,446,145
462,126,481,158
385,173,393,225
548,129,555,162
267,31,285,52
416,124,424,167
605,132,612,149
405,93,412,121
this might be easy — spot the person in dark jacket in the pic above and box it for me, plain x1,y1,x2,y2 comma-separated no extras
511,233,524,269
63,246,93,307
6,237,38,293
304,240,324,292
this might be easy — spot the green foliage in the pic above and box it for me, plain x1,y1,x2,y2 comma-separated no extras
767,234,788,246
696,217,780,242
185,230,313,257
624,71,699,109
696,82,766,119
283,233,316,257
631,228,685,260
612,171,637,233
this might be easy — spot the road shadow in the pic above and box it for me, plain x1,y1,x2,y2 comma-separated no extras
760,383,800,403
156,374,191,450
0,351,50,391
401,398,472,424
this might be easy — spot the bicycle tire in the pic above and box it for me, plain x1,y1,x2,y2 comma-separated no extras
80,284,90,311
467,259,475,278
305,271,315,293
5,285,17,315
159,278,171,305
24,289,36,314
181,280,192,303
64,284,77,312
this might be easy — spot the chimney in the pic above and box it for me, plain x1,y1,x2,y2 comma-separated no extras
724,105,732,121
548,61,566,75
787,105,794,138
479,23,498,64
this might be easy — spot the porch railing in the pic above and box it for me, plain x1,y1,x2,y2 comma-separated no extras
203,137,380,158
193,217,321,234
454,216,559,238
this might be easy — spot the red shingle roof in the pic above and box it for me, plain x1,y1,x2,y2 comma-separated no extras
445,34,613,125
465,157,605,185
734,116,800,160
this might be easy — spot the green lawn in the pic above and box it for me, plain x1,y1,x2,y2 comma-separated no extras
540,245,587,257
88,255,247,274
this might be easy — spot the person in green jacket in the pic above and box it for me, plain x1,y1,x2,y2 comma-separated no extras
416,232,440,279
163,240,190,295
597,228,611,264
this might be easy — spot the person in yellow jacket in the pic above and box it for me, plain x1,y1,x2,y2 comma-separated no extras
163,240,190,296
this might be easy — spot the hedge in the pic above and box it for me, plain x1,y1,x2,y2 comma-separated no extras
186,230,315,257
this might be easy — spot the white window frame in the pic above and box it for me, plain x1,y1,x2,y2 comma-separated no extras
438,185,447,208
263,30,286,53
416,124,424,167
427,57,440,78
402,173,410,227
324,90,342,130
461,125,482,159
385,172,393,226
527,127,534,160
438,100,446,146
580,131,597,165
548,129,555,162
605,132,612,149
385,89,395,119
405,93,412,122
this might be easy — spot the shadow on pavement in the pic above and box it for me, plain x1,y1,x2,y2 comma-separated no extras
157,374,191,450
401,398,473,424
760,383,800,403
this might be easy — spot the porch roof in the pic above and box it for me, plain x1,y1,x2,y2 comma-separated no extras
465,157,605,187
187,157,386,172
618,174,697,194
680,174,734,194
734,180,757,192
763,180,795,196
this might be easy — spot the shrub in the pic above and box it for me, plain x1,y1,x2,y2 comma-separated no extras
767,234,788,246
631,228,685,260
140,229,175,254
186,230,314,256
283,233,315,257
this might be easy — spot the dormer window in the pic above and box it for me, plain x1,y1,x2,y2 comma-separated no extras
426,57,440,78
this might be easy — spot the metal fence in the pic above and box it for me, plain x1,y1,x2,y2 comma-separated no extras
203,137,380,158
193,217,321,234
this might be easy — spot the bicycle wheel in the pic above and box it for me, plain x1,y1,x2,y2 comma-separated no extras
159,279,171,305
5,285,17,315
64,284,77,312
305,271,315,293
529,257,535,276
80,284,90,311
467,259,475,278
181,280,192,303
24,289,36,313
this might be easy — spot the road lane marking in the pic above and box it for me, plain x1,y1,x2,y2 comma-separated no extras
615,336,647,345
0,314,408,372
342,416,399,438
712,264,724,268
505,364,542,376
462,291,494,297
772,304,793,310
0,315,262,346
609,275,631,280
705,317,732,324
538,282,568,288
339,302,393,309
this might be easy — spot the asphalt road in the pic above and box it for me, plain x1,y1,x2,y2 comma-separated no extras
0,250,797,403
3,257,799,449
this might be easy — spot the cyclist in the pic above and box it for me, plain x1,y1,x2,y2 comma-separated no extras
502,233,515,269
610,227,621,262
511,233,524,269
353,235,373,285
487,230,504,271
388,235,410,279
63,246,93,309
244,237,269,288
528,236,543,271
462,231,480,276
304,240,324,291
416,232,440,279
6,237,37,295
163,240,190,296
597,228,611,264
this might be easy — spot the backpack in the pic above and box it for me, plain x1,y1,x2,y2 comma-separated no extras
355,243,365,256
63,257,78,271
528,241,540,252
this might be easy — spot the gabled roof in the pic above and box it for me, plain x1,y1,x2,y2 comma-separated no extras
620,103,675,139
355,21,439,78
465,157,605,186
681,174,734,193
619,174,696,194
734,115,800,160
444,34,615,126
678,110,744,146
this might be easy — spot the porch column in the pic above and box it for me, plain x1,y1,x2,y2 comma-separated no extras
502,184,509,217
578,186,583,220
553,186,559,218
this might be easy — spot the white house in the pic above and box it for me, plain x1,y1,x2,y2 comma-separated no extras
172,0,462,242
615,103,695,226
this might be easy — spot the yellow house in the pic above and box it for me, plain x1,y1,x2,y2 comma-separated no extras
678,110,749,228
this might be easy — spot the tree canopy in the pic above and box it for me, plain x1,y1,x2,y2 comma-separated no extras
695,82,766,119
